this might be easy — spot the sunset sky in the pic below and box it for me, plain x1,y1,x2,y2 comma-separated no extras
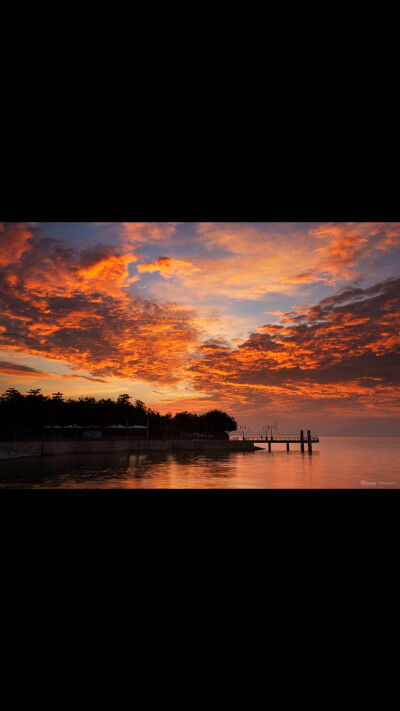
1,221,399,435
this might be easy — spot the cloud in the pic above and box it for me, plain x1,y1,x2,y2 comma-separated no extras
3,236,138,301
58,373,109,383
176,222,400,298
37,223,397,321
137,256,201,280
280,270,319,284
1,223,399,421
120,222,183,246
0,222,34,267
185,278,400,416
0,360,108,383
0,360,45,376
310,222,400,281
0,225,201,386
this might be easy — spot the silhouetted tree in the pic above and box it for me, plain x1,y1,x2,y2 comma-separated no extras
199,410,237,438
172,411,200,437
0,388,238,442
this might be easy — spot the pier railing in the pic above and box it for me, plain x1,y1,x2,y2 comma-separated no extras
230,431,319,452
231,435,319,442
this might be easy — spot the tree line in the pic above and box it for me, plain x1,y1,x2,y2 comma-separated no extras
0,388,238,441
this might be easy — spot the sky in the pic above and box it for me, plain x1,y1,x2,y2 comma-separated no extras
0,221,399,435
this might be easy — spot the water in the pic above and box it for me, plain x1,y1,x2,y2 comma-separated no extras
0,437,398,488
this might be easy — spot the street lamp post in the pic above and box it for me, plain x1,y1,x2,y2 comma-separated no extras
264,425,275,441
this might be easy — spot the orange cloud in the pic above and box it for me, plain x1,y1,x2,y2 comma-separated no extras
0,231,201,386
137,256,201,280
115,222,184,250
184,278,400,417
310,222,400,281
280,270,318,284
1,223,399,425
0,360,107,382
183,222,400,296
0,223,33,266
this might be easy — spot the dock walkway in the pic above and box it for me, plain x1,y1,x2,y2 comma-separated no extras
231,430,319,453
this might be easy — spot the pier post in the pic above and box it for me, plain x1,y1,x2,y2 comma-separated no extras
300,430,305,452
286,442,289,451
268,441,271,452
307,429,312,454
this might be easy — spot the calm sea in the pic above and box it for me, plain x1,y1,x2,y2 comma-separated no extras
0,436,398,488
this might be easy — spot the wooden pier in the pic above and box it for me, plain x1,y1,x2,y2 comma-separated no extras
231,429,319,453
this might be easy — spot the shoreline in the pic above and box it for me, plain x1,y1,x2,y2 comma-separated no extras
0,439,256,460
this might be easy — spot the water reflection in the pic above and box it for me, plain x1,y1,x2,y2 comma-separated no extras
0,437,398,488
0,450,242,489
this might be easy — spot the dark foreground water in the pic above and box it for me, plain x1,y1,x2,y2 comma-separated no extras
0,437,399,488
